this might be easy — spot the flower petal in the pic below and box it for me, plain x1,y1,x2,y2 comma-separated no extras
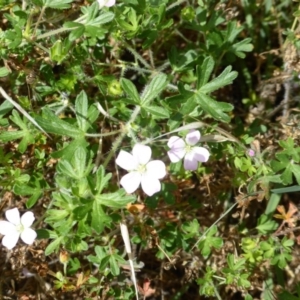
167,136,186,163
104,0,115,7
183,152,198,171
116,150,138,171
193,147,210,162
146,160,166,179
97,0,115,8
2,232,20,250
120,172,141,194
0,221,17,235
167,136,185,149
132,144,151,165
21,212,35,228
185,130,200,146
21,228,37,245
141,174,161,196
5,208,20,225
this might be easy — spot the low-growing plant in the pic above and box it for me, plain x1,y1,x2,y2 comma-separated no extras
1,0,300,299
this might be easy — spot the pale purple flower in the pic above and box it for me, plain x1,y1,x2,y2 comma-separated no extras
97,0,115,8
247,149,255,157
0,208,37,250
167,130,210,171
116,144,166,196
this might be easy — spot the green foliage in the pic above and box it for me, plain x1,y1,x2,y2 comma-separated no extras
198,225,223,258
271,137,300,185
0,0,299,298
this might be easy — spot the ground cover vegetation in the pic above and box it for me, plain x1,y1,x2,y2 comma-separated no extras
0,0,300,299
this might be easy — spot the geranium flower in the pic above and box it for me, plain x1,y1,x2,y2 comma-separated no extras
116,144,166,196
0,208,37,250
97,0,116,8
167,130,210,171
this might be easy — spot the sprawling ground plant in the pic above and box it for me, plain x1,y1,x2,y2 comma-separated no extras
1,0,300,299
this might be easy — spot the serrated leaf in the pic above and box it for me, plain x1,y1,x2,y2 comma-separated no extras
199,66,238,94
143,105,170,119
87,11,115,26
57,160,78,178
196,57,214,89
35,108,83,138
195,93,233,122
95,191,135,208
141,74,168,105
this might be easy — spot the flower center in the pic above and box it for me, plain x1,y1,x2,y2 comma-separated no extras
185,144,193,153
137,164,147,174
16,224,24,233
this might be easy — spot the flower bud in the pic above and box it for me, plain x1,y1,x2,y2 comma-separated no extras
59,250,70,264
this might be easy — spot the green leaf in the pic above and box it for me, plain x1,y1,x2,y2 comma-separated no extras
198,225,223,258
0,67,10,77
72,147,87,178
256,214,278,234
75,91,89,132
265,191,281,216
35,108,83,138
36,229,51,239
195,93,233,123
281,165,293,185
231,38,253,58
196,57,214,89
271,153,290,171
87,11,115,26
271,185,300,194
69,24,85,41
95,191,135,208
91,201,109,234
291,164,300,185
26,190,43,208
141,74,168,105
199,66,238,94
44,0,73,9
0,100,13,117
120,78,141,104
63,21,81,29
45,236,64,255
51,137,88,159
143,105,170,119
94,166,112,194
73,205,91,220
0,130,24,142
109,255,120,276
57,160,78,179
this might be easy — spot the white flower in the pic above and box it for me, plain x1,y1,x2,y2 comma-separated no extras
167,130,210,171
97,0,116,8
116,144,166,196
0,208,37,250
